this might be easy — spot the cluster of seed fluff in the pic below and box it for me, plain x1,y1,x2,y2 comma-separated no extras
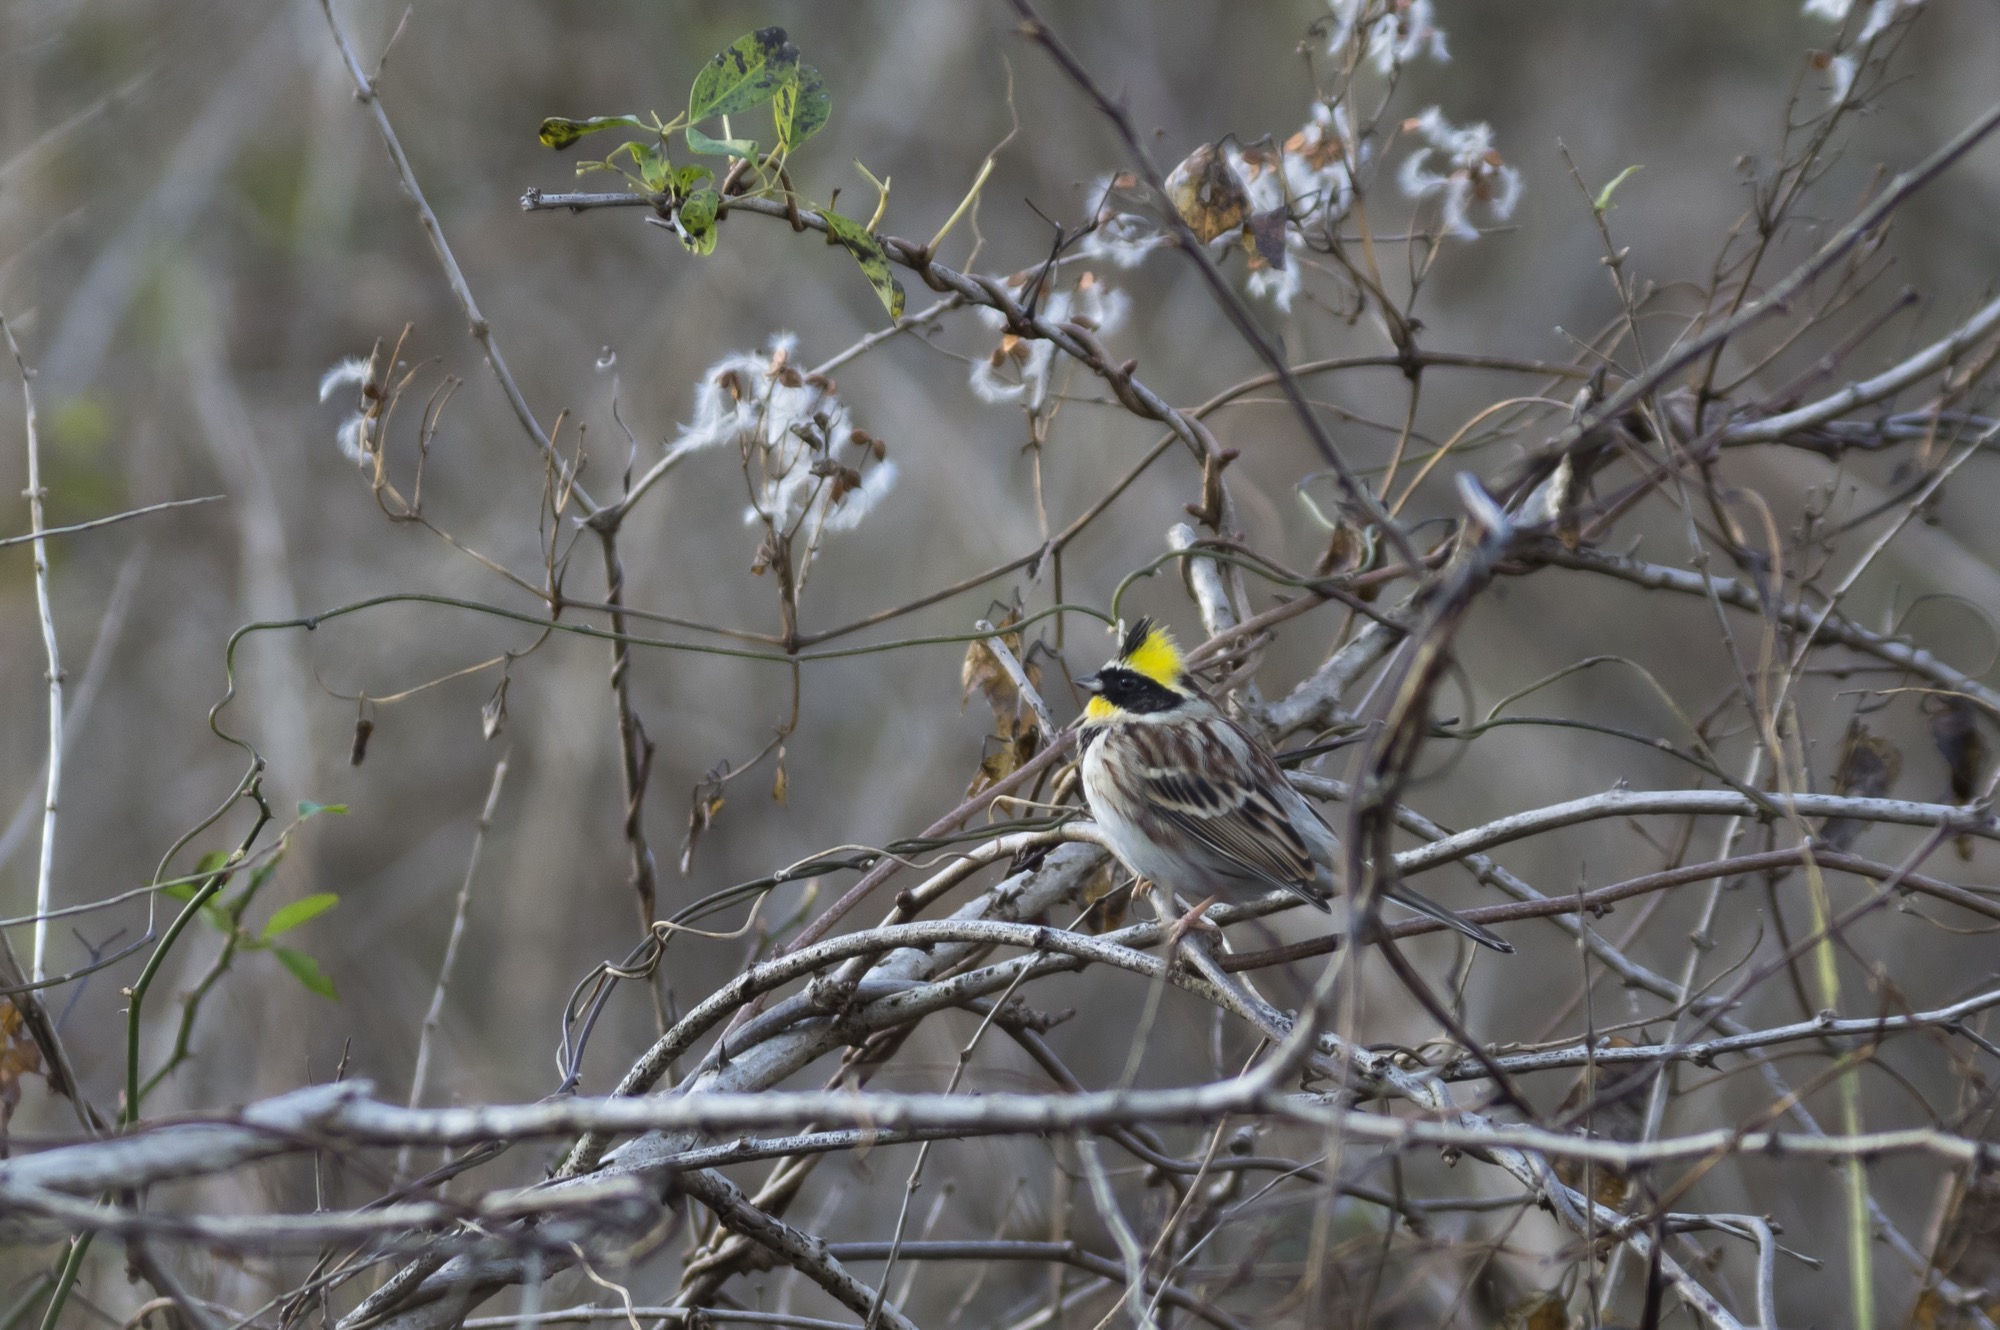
968,272,1128,411
673,335,897,542
1232,102,1362,311
317,352,380,467
1324,0,1448,73
1056,5,1536,319
1805,0,1923,102
1397,107,1523,242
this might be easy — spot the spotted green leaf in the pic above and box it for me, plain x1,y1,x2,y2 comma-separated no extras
679,188,721,256
539,115,647,151
689,28,798,123
820,208,906,320
774,64,830,150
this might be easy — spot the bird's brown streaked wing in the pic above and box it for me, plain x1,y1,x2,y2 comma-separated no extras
1127,718,1321,891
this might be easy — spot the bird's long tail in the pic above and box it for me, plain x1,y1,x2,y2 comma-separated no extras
1385,885,1513,953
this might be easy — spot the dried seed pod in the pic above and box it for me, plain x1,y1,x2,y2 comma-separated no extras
349,717,375,767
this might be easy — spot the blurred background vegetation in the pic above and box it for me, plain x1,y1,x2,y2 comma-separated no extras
5,1,2000,1323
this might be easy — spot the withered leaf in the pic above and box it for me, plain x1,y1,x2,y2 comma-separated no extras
1246,207,1289,269
965,732,1037,799
1163,143,1249,244
962,614,1031,735
1819,720,1902,851
349,717,375,767
961,610,1044,795
482,673,510,741
0,1001,43,1149
1930,694,1986,803
681,774,728,875
1928,695,1986,859
1502,1293,1568,1330
1077,859,1129,935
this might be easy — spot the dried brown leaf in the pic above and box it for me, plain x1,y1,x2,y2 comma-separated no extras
1245,207,1289,269
1820,720,1902,851
1077,859,1129,934
0,1001,43,1147
1502,1292,1568,1330
1930,694,1986,802
1163,143,1249,244
349,717,375,767
482,673,510,741
681,776,727,875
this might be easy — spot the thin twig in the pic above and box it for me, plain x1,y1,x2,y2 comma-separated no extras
0,494,221,548
317,0,594,511
399,755,509,1181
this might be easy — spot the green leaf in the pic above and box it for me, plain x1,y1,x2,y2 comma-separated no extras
162,880,198,902
297,800,348,819
677,188,721,256
774,64,830,150
685,127,758,160
819,208,906,320
1593,164,1643,215
195,849,231,876
539,115,646,151
262,893,339,942
629,142,673,194
274,947,337,1000
688,28,798,122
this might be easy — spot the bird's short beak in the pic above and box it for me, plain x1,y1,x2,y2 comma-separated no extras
1076,672,1102,694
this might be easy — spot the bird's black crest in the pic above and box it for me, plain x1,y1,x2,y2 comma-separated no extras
1119,616,1153,662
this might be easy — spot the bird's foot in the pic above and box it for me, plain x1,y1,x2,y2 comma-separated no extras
1165,894,1221,949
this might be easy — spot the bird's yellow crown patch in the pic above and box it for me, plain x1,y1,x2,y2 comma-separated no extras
1118,618,1185,686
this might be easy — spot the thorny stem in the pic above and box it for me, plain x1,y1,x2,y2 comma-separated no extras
1,314,62,987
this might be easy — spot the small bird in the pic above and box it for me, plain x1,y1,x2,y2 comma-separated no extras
1076,618,1512,953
